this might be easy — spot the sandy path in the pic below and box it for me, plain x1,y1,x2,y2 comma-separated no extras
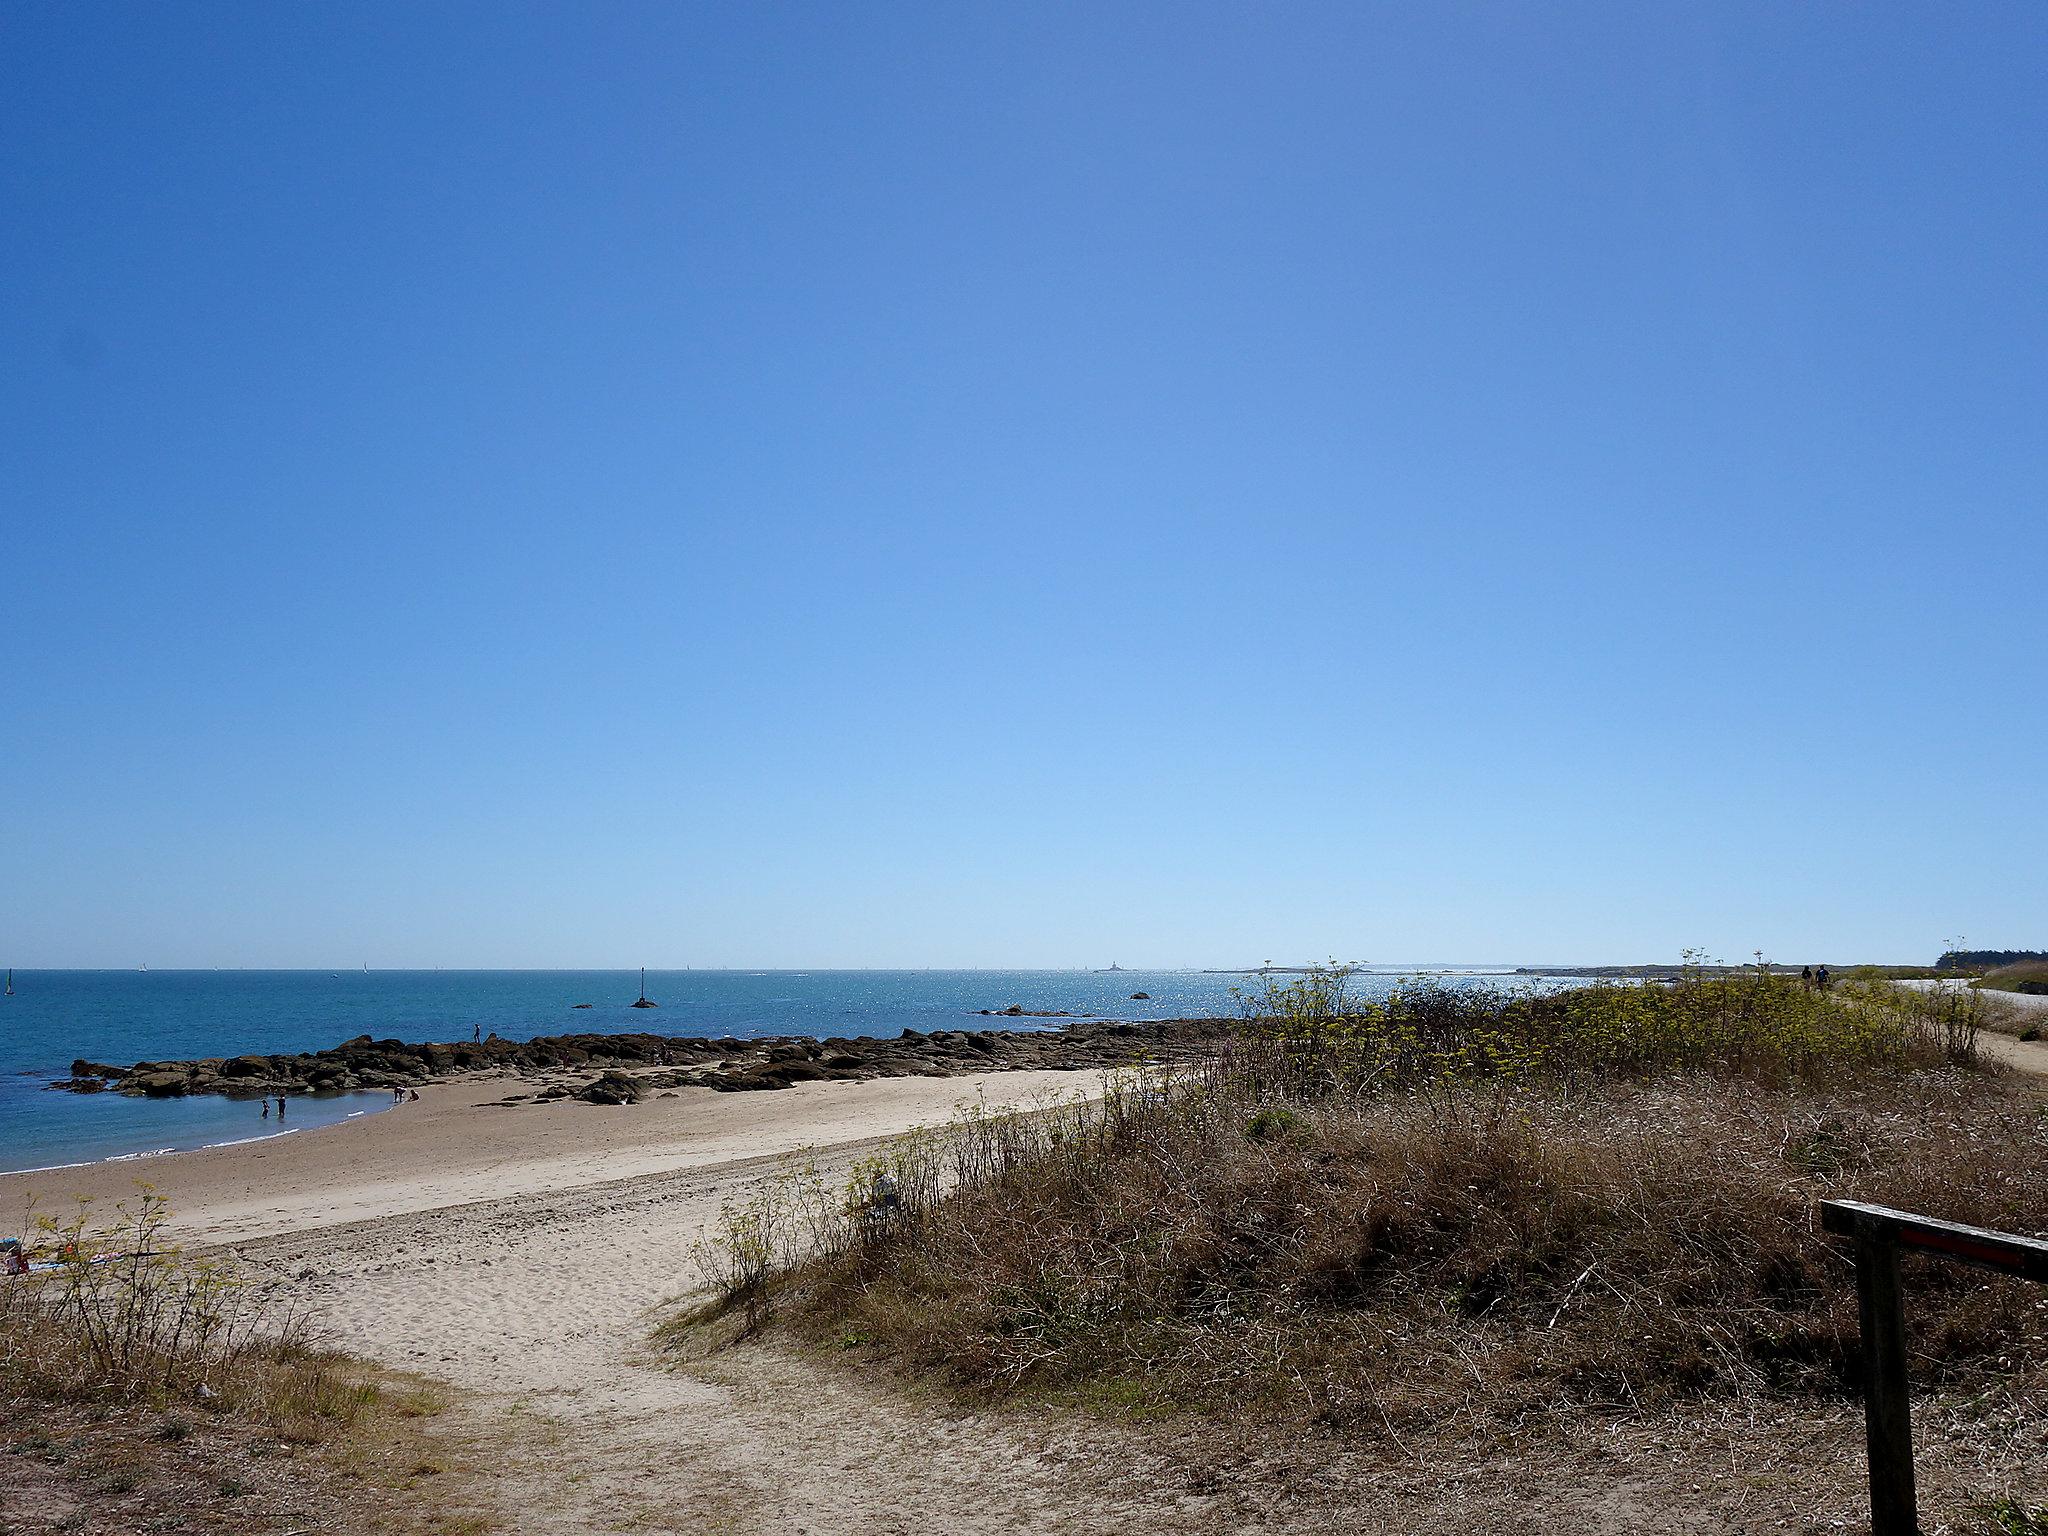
198,1101,1729,1536
235,1141,1228,1535
1978,1029,2048,1077
6,1069,1235,1535
1894,980,2048,1079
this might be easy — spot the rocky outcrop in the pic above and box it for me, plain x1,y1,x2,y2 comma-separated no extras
50,1019,1234,1102
577,1071,644,1105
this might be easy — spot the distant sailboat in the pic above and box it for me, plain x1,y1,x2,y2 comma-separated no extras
4,969,12,996
631,967,659,1008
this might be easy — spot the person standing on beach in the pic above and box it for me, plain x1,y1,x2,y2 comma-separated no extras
276,1094,286,1121
261,1099,269,1120
472,1023,482,1043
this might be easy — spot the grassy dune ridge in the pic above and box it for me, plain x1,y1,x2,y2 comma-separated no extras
1980,961,2048,997
682,969,2048,1433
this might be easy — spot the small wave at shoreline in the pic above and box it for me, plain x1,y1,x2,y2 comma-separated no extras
0,1092,392,1180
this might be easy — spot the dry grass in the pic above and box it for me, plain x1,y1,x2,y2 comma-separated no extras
1974,988,2048,1041
1,1191,494,1534
677,971,2047,1442
1,1189,361,1433
775,1071,2048,1431
0,1381,493,1536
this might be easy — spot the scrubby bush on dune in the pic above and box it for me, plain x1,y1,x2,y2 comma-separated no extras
793,1073,2047,1425
1203,957,1979,1100
3,1195,477,1533
1,1190,378,1436
682,967,2047,1432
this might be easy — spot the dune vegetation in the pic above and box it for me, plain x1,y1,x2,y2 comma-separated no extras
1,1190,484,1535
680,967,2046,1445
1979,961,2048,998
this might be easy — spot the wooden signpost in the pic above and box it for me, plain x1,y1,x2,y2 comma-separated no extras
1819,1199,2048,1536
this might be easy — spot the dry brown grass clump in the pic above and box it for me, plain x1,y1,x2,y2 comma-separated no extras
0,1386,490,1536
1,1189,366,1433
687,971,2046,1438
778,1072,2048,1430
2,1191,492,1534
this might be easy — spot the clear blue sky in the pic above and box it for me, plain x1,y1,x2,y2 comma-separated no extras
3,4,2042,968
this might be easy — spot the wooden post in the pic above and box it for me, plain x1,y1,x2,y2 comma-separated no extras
1822,1199,2048,1536
1850,1226,1917,1536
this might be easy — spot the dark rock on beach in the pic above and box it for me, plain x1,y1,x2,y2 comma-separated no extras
577,1071,644,1105
50,1017,1235,1104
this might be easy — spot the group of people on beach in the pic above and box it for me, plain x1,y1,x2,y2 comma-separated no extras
256,1086,419,1123
1800,964,1833,994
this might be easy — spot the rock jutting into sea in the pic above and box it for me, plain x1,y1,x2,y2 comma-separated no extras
49,1018,1233,1102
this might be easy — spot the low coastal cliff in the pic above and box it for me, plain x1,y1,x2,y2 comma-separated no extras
50,1018,1232,1103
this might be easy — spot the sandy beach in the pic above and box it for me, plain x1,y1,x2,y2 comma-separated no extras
8,1062,1627,1534
3,1068,1230,1535
0,1070,1107,1248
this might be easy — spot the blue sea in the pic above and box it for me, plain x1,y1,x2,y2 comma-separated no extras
0,967,1545,1175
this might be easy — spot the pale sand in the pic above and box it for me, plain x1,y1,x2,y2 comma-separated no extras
2,1069,1239,1535
0,1071,1105,1247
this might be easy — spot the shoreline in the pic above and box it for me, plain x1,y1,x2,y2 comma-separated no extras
0,1068,1114,1248
0,1087,398,1181
5,1017,1225,1182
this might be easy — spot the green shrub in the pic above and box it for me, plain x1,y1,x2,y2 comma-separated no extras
1245,1107,1306,1141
